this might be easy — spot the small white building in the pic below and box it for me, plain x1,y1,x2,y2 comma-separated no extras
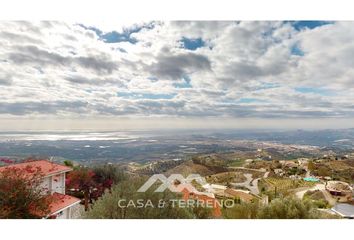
0,160,81,219
202,183,227,194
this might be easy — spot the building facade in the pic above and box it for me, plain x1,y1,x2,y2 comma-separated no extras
0,160,81,219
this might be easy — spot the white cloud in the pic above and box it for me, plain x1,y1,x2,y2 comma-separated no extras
0,21,354,123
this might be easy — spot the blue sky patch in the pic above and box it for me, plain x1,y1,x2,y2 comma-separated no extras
174,75,192,88
295,87,335,96
291,44,304,56
147,76,159,82
100,29,140,44
180,37,205,50
290,21,334,31
78,23,154,44
117,92,176,99
256,82,280,90
237,98,264,103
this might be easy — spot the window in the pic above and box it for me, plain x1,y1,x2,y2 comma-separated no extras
53,174,60,182
56,211,64,217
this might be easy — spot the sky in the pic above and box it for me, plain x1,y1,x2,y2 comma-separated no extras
0,21,354,130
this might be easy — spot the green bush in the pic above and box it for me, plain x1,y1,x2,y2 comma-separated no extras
85,177,213,219
223,197,321,219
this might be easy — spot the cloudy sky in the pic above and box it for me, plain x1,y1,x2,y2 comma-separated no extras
1,21,354,130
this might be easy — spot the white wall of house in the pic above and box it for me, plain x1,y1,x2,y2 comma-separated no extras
40,176,52,194
38,171,81,219
51,173,65,194
53,203,81,219
54,208,69,219
39,172,66,194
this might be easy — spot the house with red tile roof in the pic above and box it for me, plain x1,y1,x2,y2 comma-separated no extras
181,188,222,217
0,160,81,219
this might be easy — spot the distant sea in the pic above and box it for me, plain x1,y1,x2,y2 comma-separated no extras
0,129,220,141
0,130,155,141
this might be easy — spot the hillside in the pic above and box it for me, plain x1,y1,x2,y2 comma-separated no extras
164,160,222,176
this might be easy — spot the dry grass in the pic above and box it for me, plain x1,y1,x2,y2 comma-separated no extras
206,171,246,184
164,160,216,176
261,177,316,197
304,190,326,201
326,160,353,171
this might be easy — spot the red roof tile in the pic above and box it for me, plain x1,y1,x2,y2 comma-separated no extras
48,193,81,215
181,188,222,217
0,160,72,177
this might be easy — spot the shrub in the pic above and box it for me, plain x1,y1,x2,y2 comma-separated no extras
0,165,51,218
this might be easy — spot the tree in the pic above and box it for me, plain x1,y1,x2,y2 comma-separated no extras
66,164,126,211
66,167,96,211
222,201,260,219
257,197,319,219
85,177,212,219
63,160,74,167
307,161,315,172
317,166,331,176
92,164,126,190
191,205,214,219
223,197,320,219
0,165,51,218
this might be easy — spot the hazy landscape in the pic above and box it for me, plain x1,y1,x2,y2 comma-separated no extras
1,128,353,164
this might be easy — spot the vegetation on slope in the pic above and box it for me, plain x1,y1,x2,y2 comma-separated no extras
223,197,324,219
85,177,213,219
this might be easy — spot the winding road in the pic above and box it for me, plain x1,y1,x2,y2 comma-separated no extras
295,183,336,205
231,171,269,195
